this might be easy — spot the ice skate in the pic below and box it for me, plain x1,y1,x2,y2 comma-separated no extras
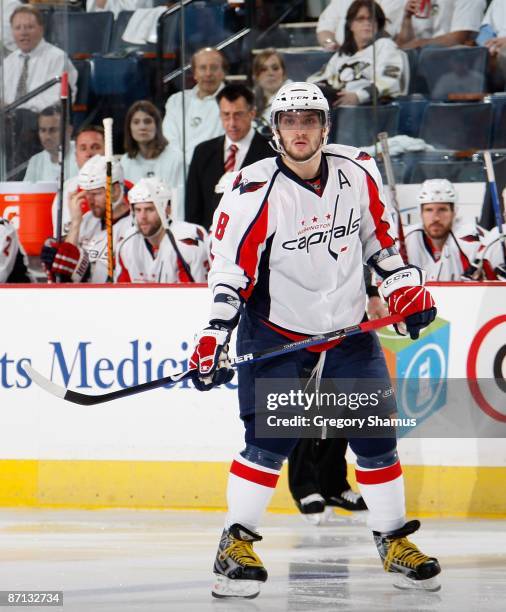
326,489,368,511
212,523,267,599
374,520,441,591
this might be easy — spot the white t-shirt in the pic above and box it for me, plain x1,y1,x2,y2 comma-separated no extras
317,0,485,44
482,0,506,37
317,0,405,43
24,142,78,183
120,146,184,220
3,39,78,112
162,84,225,167
86,0,153,18
308,38,404,103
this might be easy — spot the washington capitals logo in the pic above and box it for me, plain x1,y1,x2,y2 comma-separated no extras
356,151,371,161
232,172,267,195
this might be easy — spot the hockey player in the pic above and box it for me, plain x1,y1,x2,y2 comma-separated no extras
480,223,506,280
189,82,440,598
116,178,210,283
405,179,486,281
0,218,32,283
41,155,132,283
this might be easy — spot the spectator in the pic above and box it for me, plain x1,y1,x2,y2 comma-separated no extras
480,223,506,281
317,0,404,50
252,49,290,134
404,179,486,281
2,0,22,54
3,5,78,112
51,125,105,236
396,0,486,50
41,155,132,283
116,178,210,283
309,0,404,106
121,101,184,221
23,105,78,183
0,218,33,283
185,84,274,230
479,0,506,87
162,47,227,167
86,0,153,18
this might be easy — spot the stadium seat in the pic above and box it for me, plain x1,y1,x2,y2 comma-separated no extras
397,95,429,138
329,104,400,148
282,50,334,81
419,103,493,151
416,46,488,101
409,160,486,184
50,11,114,58
72,59,93,131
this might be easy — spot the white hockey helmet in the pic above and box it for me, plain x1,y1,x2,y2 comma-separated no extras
129,177,172,223
417,179,457,208
78,154,124,191
270,82,330,162
270,81,330,127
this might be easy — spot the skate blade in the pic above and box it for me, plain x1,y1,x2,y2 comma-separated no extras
393,574,441,592
302,507,334,526
212,574,262,599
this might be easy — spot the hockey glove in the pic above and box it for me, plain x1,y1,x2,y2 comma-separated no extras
380,266,436,340
52,243,89,282
189,324,235,391
495,264,506,281
40,238,58,271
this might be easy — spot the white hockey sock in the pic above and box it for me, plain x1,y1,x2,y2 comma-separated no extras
225,454,281,531
355,459,406,533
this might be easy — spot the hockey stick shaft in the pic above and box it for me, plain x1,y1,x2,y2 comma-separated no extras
483,151,506,265
103,118,114,282
56,72,68,244
378,132,407,262
26,313,403,406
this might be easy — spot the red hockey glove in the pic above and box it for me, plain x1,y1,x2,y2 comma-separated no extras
189,325,235,391
380,266,436,340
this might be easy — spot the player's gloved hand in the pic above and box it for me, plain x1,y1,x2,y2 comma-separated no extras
461,262,481,281
40,238,58,271
189,324,235,391
379,266,436,340
52,242,82,280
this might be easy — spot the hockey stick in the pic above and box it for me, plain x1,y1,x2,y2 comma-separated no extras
483,150,506,267
25,313,403,406
103,117,114,282
158,190,195,281
55,72,68,244
378,132,407,262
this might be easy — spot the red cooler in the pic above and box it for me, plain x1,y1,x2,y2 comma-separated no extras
0,182,57,255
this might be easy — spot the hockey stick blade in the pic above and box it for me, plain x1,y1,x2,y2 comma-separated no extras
26,313,403,406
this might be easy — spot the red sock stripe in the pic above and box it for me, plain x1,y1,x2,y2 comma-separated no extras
230,460,280,488
355,460,402,485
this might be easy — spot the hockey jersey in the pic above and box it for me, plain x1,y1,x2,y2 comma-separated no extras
308,38,404,103
208,145,397,335
78,211,133,283
0,218,32,283
404,222,485,281
480,223,506,280
115,221,210,283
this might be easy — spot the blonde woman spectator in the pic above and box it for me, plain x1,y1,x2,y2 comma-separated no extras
252,49,290,131
309,0,404,106
121,100,184,220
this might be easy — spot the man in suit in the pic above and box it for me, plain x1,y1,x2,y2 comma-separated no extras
185,83,274,230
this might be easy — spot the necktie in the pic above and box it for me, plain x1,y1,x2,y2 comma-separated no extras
15,54,30,99
224,144,238,173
